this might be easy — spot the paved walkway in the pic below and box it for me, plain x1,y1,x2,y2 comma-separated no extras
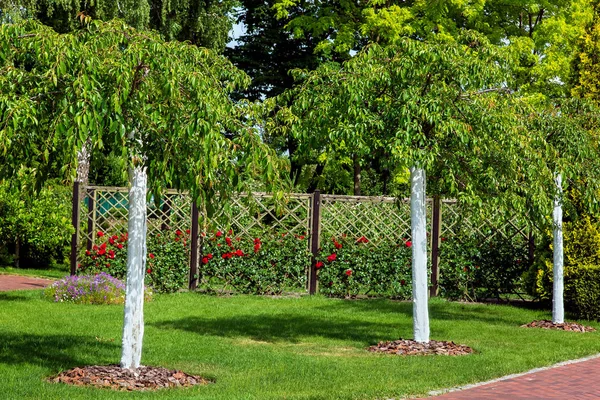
421,354,600,399
0,274,55,291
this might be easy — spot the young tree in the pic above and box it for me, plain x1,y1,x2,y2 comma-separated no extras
271,33,558,342
0,19,285,369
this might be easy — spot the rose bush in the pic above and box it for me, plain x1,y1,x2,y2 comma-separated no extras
316,235,413,298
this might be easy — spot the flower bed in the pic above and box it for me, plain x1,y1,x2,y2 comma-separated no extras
44,273,129,304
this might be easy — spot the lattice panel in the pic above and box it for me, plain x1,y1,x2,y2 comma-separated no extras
203,193,312,238
78,186,192,259
319,195,432,246
441,200,532,243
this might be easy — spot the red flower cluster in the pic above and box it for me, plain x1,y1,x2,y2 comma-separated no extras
327,253,337,262
356,236,369,244
253,238,261,253
202,253,214,264
345,269,352,276
405,241,412,248
221,249,244,259
315,261,324,269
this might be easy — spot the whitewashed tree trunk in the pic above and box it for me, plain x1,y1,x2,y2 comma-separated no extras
552,173,564,324
410,166,430,343
120,165,147,370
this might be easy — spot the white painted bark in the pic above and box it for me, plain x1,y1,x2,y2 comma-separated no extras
552,173,564,324
410,166,430,343
120,166,147,370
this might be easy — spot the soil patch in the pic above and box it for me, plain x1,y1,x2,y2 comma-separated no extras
368,339,473,356
49,365,211,391
521,320,596,332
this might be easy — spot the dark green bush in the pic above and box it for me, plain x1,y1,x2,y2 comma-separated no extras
439,234,529,301
316,236,412,298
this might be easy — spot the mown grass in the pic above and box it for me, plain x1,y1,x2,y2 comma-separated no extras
1,290,599,400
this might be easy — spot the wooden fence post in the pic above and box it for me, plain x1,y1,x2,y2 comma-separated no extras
429,196,442,297
70,181,81,276
86,188,95,252
189,201,200,290
309,190,322,295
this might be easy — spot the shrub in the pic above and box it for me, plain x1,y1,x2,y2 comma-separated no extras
43,273,151,305
566,264,600,320
199,230,310,294
316,235,412,298
439,234,529,301
79,230,189,293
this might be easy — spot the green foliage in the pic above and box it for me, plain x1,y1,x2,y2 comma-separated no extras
79,230,189,293
566,264,600,320
199,230,310,294
0,0,235,51
0,19,287,209
316,236,412,298
530,216,600,301
0,181,73,267
439,235,529,301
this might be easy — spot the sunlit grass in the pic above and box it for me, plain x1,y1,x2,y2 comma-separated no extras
0,290,599,399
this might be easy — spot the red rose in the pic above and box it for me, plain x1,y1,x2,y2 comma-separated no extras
216,231,223,237
98,248,106,256
228,229,233,235
207,253,213,259
254,243,261,253
92,245,98,251
175,237,180,242
441,237,447,242
97,231,104,238
405,241,412,247
235,249,244,257
149,253,155,259
298,235,305,240
327,253,337,262
226,237,232,246
107,250,115,259
105,263,110,267
202,257,209,264
334,241,342,250
85,250,91,256
117,243,124,249
109,237,115,245
345,269,352,276
222,252,232,259
254,238,261,244
356,236,369,244
100,242,107,250
186,229,191,234
147,268,152,274
315,261,324,269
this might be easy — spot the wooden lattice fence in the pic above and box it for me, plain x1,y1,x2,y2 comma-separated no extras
70,185,537,295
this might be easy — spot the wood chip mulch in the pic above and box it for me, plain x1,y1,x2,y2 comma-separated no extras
521,320,596,332
49,365,211,391
368,339,473,356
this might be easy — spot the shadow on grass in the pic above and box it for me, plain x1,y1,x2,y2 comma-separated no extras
0,333,119,369
149,313,400,345
0,292,39,302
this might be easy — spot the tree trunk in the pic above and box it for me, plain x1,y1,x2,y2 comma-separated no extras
353,154,361,196
120,165,147,370
552,172,564,324
14,238,20,268
410,166,429,343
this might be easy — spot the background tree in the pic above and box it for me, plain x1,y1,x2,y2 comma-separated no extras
0,19,285,369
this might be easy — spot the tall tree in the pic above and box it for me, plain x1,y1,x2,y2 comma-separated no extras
0,19,285,369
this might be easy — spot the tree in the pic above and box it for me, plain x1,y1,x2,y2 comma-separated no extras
271,33,558,342
0,19,285,369
0,0,236,51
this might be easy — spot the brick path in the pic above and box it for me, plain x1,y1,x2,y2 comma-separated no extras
421,354,600,399
0,274,55,291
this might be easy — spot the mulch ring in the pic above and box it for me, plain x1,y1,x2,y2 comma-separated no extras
368,339,473,356
521,320,596,332
49,365,212,391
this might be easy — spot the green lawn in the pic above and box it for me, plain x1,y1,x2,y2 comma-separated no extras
1,290,599,400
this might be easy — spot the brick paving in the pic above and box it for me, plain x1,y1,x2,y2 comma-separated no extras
0,274,55,291
421,354,600,399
